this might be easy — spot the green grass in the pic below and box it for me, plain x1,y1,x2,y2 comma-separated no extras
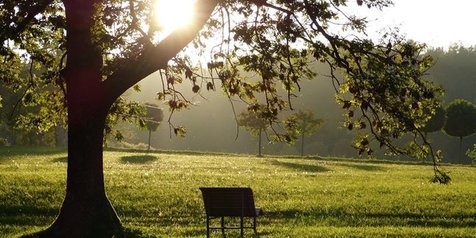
1,146,476,237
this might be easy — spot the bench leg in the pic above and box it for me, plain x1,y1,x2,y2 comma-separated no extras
240,216,244,237
206,215,210,238
253,216,257,233
221,216,225,236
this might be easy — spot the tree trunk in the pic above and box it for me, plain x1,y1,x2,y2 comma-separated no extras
148,130,152,151
36,107,123,237
258,128,262,157
301,133,305,157
26,1,123,236
33,68,122,237
459,136,463,162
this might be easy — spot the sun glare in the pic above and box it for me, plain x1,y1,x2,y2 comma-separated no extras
154,0,196,33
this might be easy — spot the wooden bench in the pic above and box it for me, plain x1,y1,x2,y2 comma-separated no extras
199,187,263,237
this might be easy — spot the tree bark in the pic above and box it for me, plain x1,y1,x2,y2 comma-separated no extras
29,71,122,237
38,107,123,237
301,132,305,157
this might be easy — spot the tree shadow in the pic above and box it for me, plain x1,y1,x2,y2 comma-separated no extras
51,156,67,163
0,204,58,227
337,163,387,171
0,146,65,157
120,155,158,164
122,227,156,238
264,208,476,228
271,160,330,173
0,147,66,164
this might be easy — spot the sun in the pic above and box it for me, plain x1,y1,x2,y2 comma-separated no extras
154,0,196,33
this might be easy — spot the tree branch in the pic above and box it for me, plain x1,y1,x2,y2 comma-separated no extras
104,0,219,103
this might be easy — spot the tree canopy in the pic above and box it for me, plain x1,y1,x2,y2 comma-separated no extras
238,110,268,135
145,103,163,132
0,0,450,236
468,144,476,162
288,110,324,156
238,110,268,156
145,102,163,150
443,99,476,161
422,106,446,134
444,99,476,139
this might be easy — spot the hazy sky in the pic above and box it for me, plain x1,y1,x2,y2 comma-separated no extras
157,0,476,50
362,0,476,48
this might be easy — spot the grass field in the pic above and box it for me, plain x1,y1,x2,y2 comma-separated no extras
0,146,475,237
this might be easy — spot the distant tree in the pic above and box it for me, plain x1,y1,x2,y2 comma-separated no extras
443,99,476,160
290,110,324,156
0,83,59,146
238,111,268,157
467,144,476,163
427,46,476,103
422,107,447,135
145,103,163,151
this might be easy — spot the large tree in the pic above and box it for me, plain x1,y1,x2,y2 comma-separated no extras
0,0,449,236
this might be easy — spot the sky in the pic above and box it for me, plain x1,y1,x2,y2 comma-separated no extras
360,0,476,48
153,0,476,57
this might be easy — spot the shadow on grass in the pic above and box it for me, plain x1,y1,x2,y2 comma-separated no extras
123,227,157,238
265,208,476,228
51,156,67,163
0,146,66,164
337,163,387,171
120,155,158,164
0,205,58,227
0,146,65,157
271,160,330,173
184,229,269,238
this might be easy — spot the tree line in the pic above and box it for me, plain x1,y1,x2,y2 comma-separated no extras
2,46,475,163
107,46,475,163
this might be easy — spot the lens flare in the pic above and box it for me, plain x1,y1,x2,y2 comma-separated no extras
154,0,196,32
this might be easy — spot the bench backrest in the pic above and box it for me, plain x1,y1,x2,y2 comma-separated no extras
199,187,258,217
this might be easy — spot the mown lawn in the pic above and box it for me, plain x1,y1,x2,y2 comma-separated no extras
0,146,475,237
